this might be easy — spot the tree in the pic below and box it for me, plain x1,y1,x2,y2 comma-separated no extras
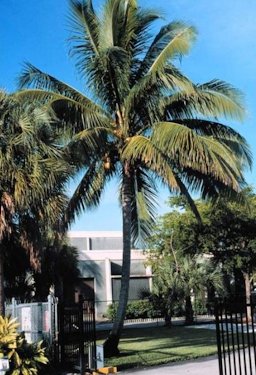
18,0,251,355
3,234,80,303
197,189,256,311
0,90,70,314
33,238,80,302
147,238,223,325
151,190,256,314
3,234,34,302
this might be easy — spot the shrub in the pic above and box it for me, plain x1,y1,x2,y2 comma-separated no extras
105,300,162,320
172,301,185,317
0,315,48,375
193,298,207,315
126,300,149,319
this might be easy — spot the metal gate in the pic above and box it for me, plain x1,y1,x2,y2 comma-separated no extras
57,298,96,374
215,297,256,375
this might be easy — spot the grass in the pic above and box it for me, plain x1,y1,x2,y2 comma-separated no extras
97,325,218,370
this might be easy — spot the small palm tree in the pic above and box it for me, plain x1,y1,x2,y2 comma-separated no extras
0,91,70,314
18,0,251,355
150,252,223,325
178,255,223,324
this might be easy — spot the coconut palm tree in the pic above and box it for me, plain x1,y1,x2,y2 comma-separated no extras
0,90,70,314
18,0,251,355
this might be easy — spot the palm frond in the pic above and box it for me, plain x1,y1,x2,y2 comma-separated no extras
122,135,180,190
171,172,202,225
179,167,246,202
197,79,245,121
64,161,109,225
125,67,194,133
99,0,126,49
165,79,245,121
130,9,161,74
146,22,197,74
18,63,103,110
129,168,158,244
69,0,100,59
151,122,244,190
175,119,252,169
64,126,114,166
15,92,111,134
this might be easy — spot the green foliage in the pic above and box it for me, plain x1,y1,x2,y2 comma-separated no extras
17,0,251,353
105,300,161,320
2,235,80,303
198,189,256,275
33,239,80,302
0,90,71,313
148,187,256,302
0,316,19,349
146,195,226,323
0,316,48,375
193,298,208,316
18,1,251,245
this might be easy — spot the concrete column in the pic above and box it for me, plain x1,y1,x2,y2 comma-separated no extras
105,258,112,305
146,266,153,292
86,236,90,251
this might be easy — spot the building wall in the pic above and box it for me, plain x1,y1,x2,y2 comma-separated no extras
68,231,152,318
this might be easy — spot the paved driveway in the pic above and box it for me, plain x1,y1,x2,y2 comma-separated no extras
120,355,219,375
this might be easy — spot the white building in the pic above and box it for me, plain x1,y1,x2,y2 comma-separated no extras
68,231,152,318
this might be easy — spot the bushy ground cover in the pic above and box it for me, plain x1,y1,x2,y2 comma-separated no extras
97,326,217,370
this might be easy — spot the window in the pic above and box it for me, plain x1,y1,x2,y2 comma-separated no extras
112,277,150,301
89,237,122,250
69,237,87,251
111,260,146,275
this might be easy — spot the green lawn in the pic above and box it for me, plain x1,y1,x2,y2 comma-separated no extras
97,326,218,370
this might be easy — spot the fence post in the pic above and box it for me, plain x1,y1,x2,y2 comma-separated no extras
48,294,53,344
79,296,85,375
215,300,223,375
11,297,16,319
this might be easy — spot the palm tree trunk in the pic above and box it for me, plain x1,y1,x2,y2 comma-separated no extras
104,169,132,357
0,245,5,316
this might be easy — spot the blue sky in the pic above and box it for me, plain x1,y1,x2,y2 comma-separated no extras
1,0,256,230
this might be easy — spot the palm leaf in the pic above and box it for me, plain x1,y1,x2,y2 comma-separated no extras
122,135,180,190
130,9,161,74
165,79,245,121
151,122,243,190
170,172,202,225
129,168,158,243
64,161,109,225
175,119,252,169
68,0,100,61
125,67,194,133
147,22,197,74
179,167,246,201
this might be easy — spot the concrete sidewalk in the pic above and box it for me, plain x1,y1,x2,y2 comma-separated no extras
120,355,219,375
63,356,219,375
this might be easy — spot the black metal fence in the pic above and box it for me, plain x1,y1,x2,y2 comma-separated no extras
215,297,256,375
56,298,96,374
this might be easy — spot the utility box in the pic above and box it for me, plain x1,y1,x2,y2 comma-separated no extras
96,345,104,369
